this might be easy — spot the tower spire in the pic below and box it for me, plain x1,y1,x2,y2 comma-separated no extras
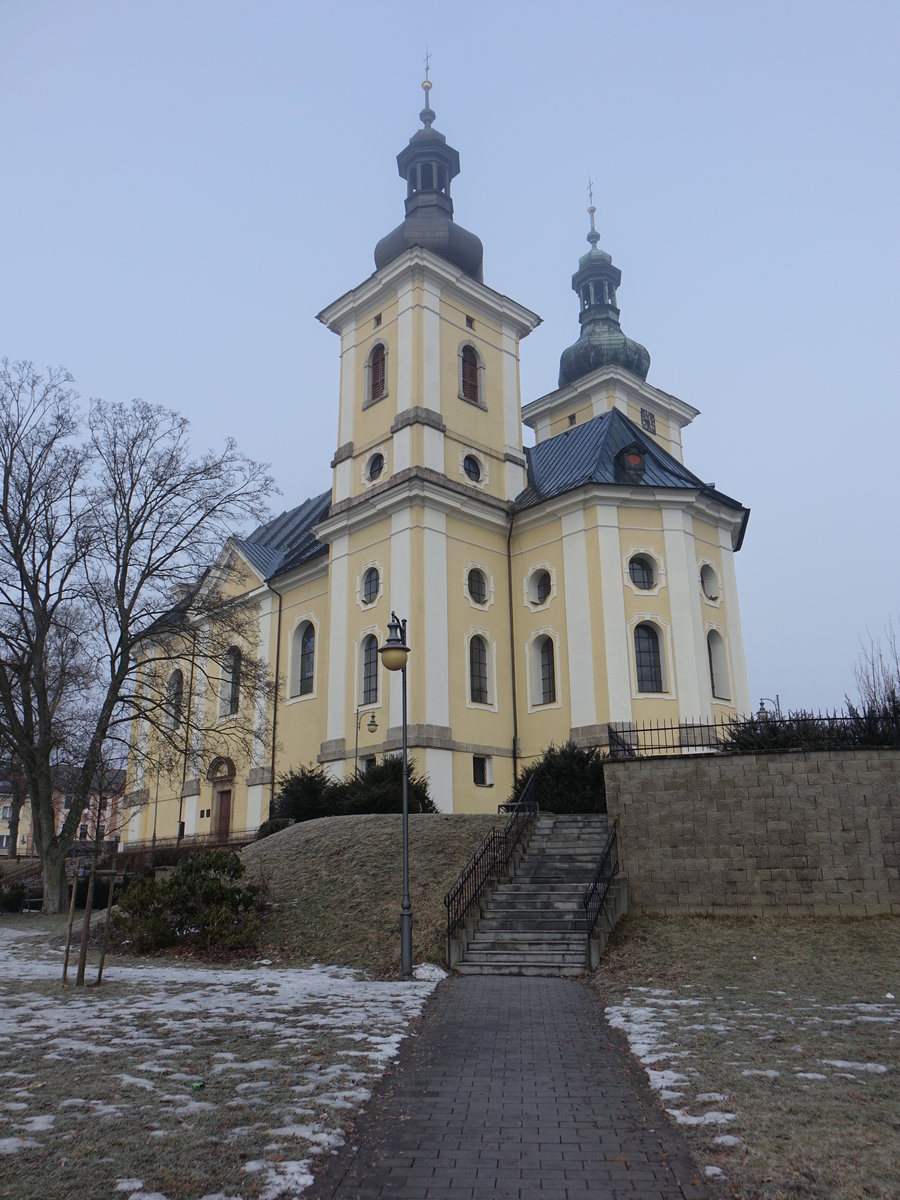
420,48,435,128
587,178,600,248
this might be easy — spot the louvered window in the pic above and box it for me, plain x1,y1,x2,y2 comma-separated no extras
370,344,386,403
461,345,479,404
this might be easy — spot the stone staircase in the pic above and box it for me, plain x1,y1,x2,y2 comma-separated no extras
454,813,625,977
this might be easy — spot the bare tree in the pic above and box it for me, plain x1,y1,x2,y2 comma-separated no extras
853,620,900,709
0,359,275,910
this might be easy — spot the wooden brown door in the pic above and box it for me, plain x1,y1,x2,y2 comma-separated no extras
216,790,232,841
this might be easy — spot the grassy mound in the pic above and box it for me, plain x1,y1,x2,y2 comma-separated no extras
241,812,497,977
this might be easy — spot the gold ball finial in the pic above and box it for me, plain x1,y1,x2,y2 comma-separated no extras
422,79,432,92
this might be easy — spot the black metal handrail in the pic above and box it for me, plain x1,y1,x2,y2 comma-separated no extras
582,820,619,940
444,774,538,943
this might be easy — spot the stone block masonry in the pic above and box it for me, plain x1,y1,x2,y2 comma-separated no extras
604,748,899,916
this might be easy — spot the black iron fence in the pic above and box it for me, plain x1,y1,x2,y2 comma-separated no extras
444,774,538,946
582,821,619,941
608,706,900,760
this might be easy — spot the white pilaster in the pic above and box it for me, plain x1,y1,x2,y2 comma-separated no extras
501,326,521,496
183,794,198,838
423,278,441,411
251,595,275,769
718,525,751,715
561,509,597,727
424,748,454,813
326,533,350,742
424,425,444,473
337,319,357,447
595,504,633,722
389,509,413,730
396,281,414,415
334,458,352,503
393,424,412,474
423,506,449,726
662,507,704,719
246,784,263,831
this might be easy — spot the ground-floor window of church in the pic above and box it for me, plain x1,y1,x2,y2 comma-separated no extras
473,755,491,786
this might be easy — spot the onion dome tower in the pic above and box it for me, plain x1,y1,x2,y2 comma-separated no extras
374,76,484,282
558,200,650,387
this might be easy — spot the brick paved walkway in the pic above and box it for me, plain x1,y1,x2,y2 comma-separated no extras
306,975,713,1200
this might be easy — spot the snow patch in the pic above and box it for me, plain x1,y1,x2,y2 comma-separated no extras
666,1109,737,1126
822,1059,888,1074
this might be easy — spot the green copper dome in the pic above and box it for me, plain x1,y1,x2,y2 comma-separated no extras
558,208,650,387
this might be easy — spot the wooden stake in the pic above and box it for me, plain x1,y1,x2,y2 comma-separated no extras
61,874,77,985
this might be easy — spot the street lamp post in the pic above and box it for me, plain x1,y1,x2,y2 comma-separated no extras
353,708,379,777
379,611,412,978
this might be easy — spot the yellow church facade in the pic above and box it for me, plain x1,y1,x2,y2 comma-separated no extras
121,89,750,843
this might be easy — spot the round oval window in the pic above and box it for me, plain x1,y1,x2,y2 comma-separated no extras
362,567,379,604
467,568,487,604
368,453,384,481
700,564,720,600
463,454,481,483
628,555,655,590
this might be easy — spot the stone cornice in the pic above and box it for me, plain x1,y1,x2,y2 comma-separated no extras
316,246,542,339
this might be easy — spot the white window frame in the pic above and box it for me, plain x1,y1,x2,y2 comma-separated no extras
363,340,389,410
705,623,733,704
472,754,494,788
524,562,556,611
623,547,666,597
361,444,390,490
465,627,498,712
288,613,319,702
457,341,486,409
356,560,385,611
356,625,384,710
698,559,723,607
464,560,494,611
458,446,489,490
525,626,562,713
627,615,676,701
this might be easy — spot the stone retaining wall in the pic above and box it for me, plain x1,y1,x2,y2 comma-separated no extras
603,748,899,915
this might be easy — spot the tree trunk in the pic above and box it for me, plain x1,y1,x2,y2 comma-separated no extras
41,850,69,914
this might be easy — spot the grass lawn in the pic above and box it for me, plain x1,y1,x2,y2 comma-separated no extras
241,812,498,976
595,914,900,1200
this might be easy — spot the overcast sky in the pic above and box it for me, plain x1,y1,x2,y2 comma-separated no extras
3,1,898,712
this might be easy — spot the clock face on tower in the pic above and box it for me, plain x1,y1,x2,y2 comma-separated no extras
640,407,656,434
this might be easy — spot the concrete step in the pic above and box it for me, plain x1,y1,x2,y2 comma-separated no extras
454,962,586,977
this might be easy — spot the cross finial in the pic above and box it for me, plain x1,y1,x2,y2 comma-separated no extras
420,47,435,126
586,176,600,247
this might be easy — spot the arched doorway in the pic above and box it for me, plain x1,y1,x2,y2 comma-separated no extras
206,757,236,842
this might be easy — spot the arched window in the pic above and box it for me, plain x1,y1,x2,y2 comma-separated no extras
165,669,183,731
461,345,479,404
469,635,488,704
291,622,315,696
221,647,241,715
369,343,386,405
707,630,730,700
361,634,378,705
628,555,656,590
634,624,663,693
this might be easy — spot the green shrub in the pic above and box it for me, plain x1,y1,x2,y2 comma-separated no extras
256,817,292,840
0,882,25,913
113,849,260,954
508,741,607,813
273,756,436,822
272,764,334,822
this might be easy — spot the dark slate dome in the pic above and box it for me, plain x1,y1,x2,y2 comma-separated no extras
558,207,650,387
374,81,484,282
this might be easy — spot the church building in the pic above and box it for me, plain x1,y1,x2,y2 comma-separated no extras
121,83,750,842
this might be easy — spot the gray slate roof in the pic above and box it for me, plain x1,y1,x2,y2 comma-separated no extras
233,490,330,580
518,408,748,544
